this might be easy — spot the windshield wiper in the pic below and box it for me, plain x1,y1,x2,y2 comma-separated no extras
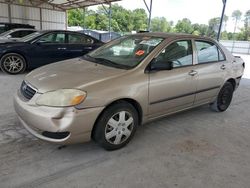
94,58,130,69
83,54,96,61
83,55,130,69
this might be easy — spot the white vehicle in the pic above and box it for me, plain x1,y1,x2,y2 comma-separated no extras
0,28,36,41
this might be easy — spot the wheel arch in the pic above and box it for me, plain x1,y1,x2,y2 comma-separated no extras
226,78,236,90
91,98,143,139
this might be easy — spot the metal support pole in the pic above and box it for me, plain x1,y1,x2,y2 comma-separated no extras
40,8,43,30
82,7,85,29
217,0,227,41
248,42,250,54
8,4,11,23
65,11,67,30
109,3,111,40
143,0,153,31
101,3,112,40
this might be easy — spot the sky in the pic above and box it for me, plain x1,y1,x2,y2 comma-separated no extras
92,0,250,32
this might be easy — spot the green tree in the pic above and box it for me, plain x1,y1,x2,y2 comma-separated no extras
221,31,228,40
232,10,242,38
223,15,229,31
68,4,148,32
207,17,220,38
110,4,133,32
67,5,249,41
131,8,148,31
243,10,250,40
174,18,193,34
191,23,208,36
151,17,172,32
84,12,97,29
67,8,85,27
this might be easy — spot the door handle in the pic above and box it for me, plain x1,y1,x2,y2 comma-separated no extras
188,70,198,76
84,47,93,50
220,64,226,70
58,47,66,50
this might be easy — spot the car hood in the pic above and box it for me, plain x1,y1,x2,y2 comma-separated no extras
0,39,24,44
25,58,127,93
0,38,16,43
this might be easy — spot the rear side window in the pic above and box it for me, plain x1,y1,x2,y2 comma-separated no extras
195,41,225,64
10,31,21,37
68,34,93,44
19,30,35,37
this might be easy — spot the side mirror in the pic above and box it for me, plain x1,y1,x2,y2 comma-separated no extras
6,35,11,38
150,59,173,71
36,41,43,45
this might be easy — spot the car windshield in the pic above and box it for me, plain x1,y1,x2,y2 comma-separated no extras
0,25,5,34
18,31,43,42
85,35,164,69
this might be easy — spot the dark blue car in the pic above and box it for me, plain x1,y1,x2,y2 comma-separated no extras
0,30,103,74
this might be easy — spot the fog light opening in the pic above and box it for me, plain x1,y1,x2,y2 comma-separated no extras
42,131,70,139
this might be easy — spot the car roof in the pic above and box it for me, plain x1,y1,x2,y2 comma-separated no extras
39,30,86,33
32,30,102,42
133,32,215,41
0,22,33,26
36,30,95,36
8,28,37,31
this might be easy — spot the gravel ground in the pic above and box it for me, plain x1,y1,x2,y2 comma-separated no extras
0,54,249,188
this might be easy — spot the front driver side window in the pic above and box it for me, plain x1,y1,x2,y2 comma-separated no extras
153,40,193,69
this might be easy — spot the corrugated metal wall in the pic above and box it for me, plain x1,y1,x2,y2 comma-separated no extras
42,9,66,30
0,1,66,30
0,3,9,22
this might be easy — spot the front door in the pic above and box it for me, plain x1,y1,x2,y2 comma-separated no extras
30,32,67,67
148,40,198,118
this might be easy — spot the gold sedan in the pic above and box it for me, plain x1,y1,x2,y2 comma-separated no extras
14,33,245,150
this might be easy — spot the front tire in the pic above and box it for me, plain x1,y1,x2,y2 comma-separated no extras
93,101,138,150
0,53,26,74
210,82,234,112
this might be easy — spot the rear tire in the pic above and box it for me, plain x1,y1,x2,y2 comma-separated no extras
210,82,234,112
0,53,26,74
93,101,138,150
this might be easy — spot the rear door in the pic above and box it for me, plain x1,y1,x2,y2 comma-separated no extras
148,40,198,118
65,33,100,58
193,40,227,105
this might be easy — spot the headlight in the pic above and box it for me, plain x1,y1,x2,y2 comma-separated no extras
36,89,87,107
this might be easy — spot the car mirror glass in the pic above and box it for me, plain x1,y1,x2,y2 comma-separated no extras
150,59,173,71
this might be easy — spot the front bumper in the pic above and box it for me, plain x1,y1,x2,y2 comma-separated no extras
14,90,104,144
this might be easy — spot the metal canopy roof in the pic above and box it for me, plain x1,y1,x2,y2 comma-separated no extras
41,0,121,10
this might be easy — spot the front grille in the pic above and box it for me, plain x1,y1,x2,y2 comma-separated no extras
20,81,36,100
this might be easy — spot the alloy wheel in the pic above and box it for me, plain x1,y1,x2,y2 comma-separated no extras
2,55,24,74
